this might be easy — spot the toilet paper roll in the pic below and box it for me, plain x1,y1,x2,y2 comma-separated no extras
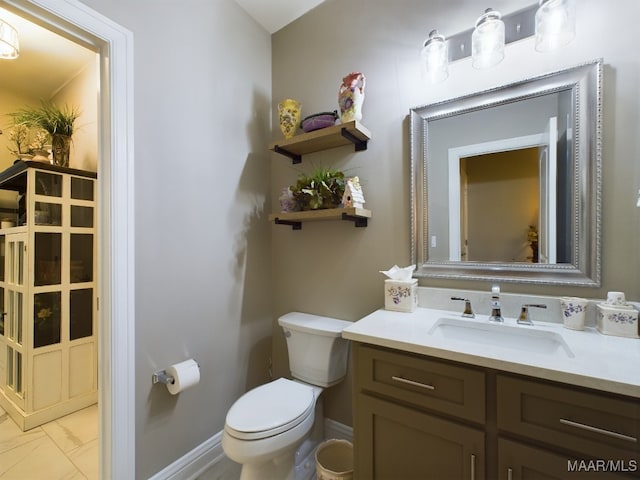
166,359,200,395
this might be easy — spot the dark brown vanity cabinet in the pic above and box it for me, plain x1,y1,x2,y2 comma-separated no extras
352,343,640,479
353,343,486,480
497,375,640,479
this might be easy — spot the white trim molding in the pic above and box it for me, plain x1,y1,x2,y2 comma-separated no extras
148,431,229,480
1,0,136,478
150,420,354,480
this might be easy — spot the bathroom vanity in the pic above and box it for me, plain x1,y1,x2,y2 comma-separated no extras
343,307,640,479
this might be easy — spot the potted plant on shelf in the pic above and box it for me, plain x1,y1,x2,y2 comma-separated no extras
289,167,346,211
8,100,80,167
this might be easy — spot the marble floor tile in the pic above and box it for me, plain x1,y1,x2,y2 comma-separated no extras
42,404,99,453
0,433,81,479
0,410,46,455
68,437,98,480
0,404,97,480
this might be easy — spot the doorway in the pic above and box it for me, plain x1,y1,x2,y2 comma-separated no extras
0,0,135,478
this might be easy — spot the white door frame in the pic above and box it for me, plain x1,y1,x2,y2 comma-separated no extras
2,0,135,478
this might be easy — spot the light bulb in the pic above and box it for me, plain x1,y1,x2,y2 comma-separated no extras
472,9,505,69
535,0,576,52
421,30,448,83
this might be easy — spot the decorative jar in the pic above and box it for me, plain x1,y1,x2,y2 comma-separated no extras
278,99,302,139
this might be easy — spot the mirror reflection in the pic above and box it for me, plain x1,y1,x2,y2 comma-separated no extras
410,60,602,285
428,91,572,264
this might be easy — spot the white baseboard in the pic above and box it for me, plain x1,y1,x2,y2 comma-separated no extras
323,418,353,442
148,430,230,480
149,418,353,480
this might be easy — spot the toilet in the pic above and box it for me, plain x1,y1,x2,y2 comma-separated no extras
222,312,352,480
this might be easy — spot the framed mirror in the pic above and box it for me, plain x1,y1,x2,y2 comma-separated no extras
410,60,602,286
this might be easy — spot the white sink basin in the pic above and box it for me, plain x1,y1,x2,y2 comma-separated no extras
428,317,575,358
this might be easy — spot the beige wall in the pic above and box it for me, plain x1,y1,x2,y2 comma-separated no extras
52,57,99,172
76,0,273,478
272,0,640,427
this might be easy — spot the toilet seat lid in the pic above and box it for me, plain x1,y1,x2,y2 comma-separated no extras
225,378,314,440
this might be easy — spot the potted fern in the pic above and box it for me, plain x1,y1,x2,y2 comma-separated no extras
9,100,80,167
289,167,345,210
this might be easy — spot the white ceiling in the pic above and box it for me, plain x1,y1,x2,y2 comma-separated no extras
0,7,96,101
233,0,327,33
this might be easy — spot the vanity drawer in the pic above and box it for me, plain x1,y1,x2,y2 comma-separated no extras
497,375,640,463
355,344,485,423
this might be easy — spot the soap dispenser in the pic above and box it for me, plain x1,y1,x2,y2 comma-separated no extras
489,285,504,322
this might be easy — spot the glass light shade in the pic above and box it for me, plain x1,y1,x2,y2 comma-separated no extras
472,9,505,69
421,30,448,84
535,0,576,52
0,19,18,59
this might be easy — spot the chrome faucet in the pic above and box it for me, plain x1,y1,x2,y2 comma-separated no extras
451,297,475,318
517,304,547,326
488,285,504,323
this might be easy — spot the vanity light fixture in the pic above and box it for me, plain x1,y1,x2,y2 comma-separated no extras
535,0,576,52
472,8,505,69
0,17,18,59
422,1,575,82
421,29,449,83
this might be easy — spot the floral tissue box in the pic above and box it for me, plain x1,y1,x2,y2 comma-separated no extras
596,303,639,339
384,279,418,313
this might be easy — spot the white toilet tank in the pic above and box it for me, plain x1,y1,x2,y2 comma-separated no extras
278,312,352,387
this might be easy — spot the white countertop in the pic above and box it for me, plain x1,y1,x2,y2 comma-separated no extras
342,307,640,398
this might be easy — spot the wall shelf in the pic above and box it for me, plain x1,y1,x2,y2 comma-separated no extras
269,121,371,164
269,207,371,229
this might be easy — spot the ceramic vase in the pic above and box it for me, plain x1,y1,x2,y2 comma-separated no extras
278,99,302,139
338,71,366,123
560,297,588,331
51,134,71,167
32,149,50,163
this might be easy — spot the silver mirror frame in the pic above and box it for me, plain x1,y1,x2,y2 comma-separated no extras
410,60,602,286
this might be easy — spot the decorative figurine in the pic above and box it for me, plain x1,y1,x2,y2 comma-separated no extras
338,72,365,123
342,176,365,208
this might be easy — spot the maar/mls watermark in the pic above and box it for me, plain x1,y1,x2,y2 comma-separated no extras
568,459,638,473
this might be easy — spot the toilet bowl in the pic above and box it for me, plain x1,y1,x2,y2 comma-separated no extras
222,312,352,480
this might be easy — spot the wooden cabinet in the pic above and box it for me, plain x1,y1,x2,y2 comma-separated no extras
352,342,640,479
0,161,97,430
497,375,639,479
353,343,485,479
356,393,484,480
498,439,628,480
356,343,485,423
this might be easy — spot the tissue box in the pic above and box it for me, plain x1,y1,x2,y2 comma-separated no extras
596,304,639,338
384,279,418,312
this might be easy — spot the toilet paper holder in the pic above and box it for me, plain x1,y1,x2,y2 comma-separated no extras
152,369,175,385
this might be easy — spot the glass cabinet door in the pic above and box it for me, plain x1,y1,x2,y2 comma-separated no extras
34,233,61,286
3,233,26,408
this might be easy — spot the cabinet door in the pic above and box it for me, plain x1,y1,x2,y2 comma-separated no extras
497,375,639,464
2,233,27,409
498,438,635,479
355,393,484,480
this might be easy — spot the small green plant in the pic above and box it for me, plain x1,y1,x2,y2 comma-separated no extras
290,167,345,210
